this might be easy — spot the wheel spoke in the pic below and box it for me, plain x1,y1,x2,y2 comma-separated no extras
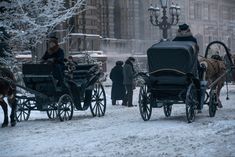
99,105,104,115
95,103,98,115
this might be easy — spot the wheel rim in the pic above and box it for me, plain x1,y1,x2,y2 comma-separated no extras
186,84,198,123
139,84,152,121
58,94,73,121
164,104,172,117
90,83,106,117
16,98,31,122
209,90,217,117
46,103,58,119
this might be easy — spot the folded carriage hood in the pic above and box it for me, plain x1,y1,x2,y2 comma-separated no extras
147,41,198,75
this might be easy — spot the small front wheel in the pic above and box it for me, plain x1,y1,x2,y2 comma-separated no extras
185,83,198,123
163,104,172,117
139,84,152,121
16,97,31,122
58,94,74,121
90,83,106,117
46,103,58,119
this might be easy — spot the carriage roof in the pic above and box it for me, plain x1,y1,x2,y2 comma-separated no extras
147,41,198,74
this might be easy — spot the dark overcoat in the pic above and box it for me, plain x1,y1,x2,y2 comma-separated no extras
123,60,135,85
42,48,65,82
110,65,125,100
42,48,65,65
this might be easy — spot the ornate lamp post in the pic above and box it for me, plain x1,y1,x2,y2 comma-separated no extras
148,0,181,39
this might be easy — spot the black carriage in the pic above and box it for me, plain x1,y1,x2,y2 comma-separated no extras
138,41,235,123
138,41,201,123
16,63,106,122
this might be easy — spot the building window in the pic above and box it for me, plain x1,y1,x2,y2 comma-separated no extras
203,3,209,21
194,2,202,20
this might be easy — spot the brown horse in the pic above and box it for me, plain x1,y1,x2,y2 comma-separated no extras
0,67,17,127
200,56,226,108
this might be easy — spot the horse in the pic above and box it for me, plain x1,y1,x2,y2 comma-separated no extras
0,67,17,127
200,55,226,108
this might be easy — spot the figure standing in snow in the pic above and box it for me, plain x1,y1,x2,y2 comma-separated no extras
110,61,126,105
41,35,65,86
123,57,136,107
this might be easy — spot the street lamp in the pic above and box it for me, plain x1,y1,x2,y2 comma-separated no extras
148,0,181,40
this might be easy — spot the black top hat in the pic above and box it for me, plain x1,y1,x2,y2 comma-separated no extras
179,23,189,31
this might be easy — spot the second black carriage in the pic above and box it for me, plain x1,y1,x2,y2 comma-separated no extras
138,41,201,123
16,63,106,122
138,41,235,123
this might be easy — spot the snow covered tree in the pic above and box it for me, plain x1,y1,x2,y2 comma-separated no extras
0,0,86,51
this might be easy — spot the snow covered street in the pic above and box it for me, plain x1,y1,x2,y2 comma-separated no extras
0,85,235,157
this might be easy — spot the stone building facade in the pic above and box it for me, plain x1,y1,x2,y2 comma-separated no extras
63,0,235,55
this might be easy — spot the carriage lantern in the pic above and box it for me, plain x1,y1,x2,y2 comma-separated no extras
148,0,181,40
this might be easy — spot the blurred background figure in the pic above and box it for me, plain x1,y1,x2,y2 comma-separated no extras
123,57,136,107
110,61,125,105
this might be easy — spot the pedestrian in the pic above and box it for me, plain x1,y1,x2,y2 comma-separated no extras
110,61,126,105
123,57,136,107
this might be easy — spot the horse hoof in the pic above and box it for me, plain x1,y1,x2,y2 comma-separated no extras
11,121,16,127
2,123,8,128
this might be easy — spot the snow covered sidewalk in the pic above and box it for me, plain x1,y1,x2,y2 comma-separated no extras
0,86,235,157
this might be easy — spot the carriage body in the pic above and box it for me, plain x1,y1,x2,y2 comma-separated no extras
147,41,198,102
66,63,106,112
139,41,201,122
16,62,106,122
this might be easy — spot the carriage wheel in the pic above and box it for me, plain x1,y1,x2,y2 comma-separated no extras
16,98,31,122
58,94,74,121
185,83,198,123
209,89,217,117
163,104,172,117
46,103,58,119
139,84,152,121
90,83,106,117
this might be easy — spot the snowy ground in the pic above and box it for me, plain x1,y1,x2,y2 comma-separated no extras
0,85,235,157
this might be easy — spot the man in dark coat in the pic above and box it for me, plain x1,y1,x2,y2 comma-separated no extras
173,23,203,111
122,57,136,107
41,36,65,85
110,61,125,105
173,23,197,44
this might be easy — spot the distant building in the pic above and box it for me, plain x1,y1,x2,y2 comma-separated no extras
56,0,235,56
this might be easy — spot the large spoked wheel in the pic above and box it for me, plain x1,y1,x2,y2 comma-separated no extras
58,94,74,121
46,103,58,119
139,84,152,121
185,83,198,123
163,104,172,117
16,97,31,122
90,83,106,117
209,89,217,117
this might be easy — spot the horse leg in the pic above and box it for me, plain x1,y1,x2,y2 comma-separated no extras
0,99,9,127
8,96,17,127
216,83,223,108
